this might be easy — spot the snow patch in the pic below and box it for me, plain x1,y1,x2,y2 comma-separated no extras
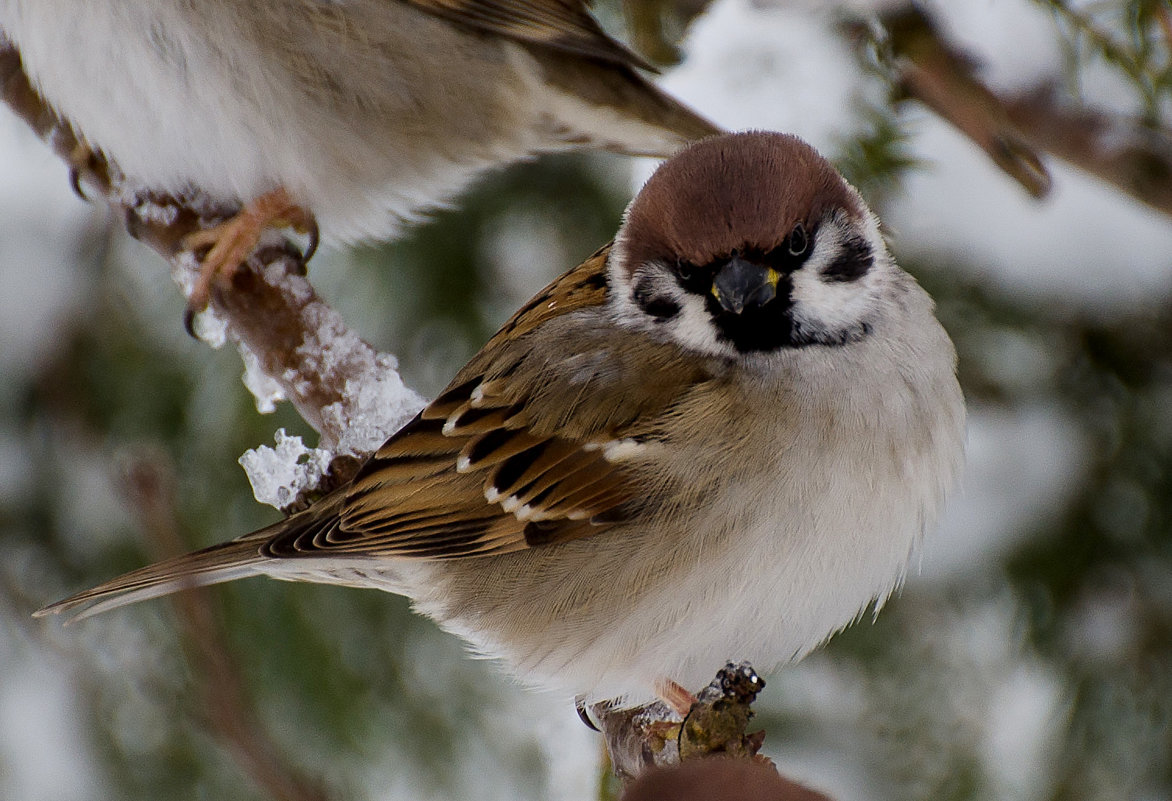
238,342,287,414
238,429,333,510
120,190,180,227
322,355,426,457
655,0,873,150
190,305,228,348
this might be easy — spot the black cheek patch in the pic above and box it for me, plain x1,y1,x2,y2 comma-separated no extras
821,237,873,282
633,277,681,321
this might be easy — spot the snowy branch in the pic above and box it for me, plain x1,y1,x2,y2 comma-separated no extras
1,41,422,510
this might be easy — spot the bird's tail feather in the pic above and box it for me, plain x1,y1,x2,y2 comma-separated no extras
534,51,723,157
35,525,283,623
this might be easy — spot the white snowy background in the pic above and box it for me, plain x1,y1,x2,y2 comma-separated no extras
2,1,1170,800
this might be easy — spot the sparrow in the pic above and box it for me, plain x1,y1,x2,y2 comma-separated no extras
38,131,966,707
0,0,719,316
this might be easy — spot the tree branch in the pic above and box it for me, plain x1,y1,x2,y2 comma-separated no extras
1003,85,1172,219
849,3,1172,220
2,41,419,503
592,662,768,782
855,5,1052,198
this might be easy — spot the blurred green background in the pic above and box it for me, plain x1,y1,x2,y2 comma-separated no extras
2,1,1171,800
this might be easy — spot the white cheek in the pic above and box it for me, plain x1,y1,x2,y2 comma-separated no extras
664,294,734,358
789,215,888,338
607,249,739,359
790,261,882,331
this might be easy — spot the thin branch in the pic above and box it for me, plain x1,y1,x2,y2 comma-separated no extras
120,452,332,801
850,3,1172,220
591,662,768,782
855,5,1052,198
1004,84,1172,218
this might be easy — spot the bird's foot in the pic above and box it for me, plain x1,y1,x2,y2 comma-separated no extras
65,140,109,200
590,665,768,779
655,677,699,719
182,187,317,333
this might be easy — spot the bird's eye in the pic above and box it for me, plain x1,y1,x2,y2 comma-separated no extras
674,260,696,282
788,223,808,257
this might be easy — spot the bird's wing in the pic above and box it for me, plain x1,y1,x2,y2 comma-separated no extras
273,243,710,559
37,245,712,619
399,0,654,70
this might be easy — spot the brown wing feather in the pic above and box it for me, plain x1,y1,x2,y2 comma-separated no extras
38,245,711,619
400,0,654,70
312,245,638,557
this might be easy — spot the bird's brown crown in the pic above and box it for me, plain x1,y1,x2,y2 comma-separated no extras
620,131,859,272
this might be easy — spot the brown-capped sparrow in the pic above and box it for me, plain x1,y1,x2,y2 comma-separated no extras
0,0,718,314
38,132,965,707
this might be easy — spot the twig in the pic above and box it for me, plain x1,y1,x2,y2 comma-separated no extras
1004,84,1172,218
120,452,332,801
849,4,1172,221
854,5,1052,198
591,662,768,782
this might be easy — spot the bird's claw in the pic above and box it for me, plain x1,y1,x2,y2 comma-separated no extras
179,187,316,337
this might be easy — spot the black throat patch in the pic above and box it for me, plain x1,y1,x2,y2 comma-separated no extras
703,278,802,352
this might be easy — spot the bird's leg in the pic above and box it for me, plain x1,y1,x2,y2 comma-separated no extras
183,187,318,324
655,677,699,718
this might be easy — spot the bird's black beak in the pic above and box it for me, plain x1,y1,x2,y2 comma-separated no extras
711,256,780,315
